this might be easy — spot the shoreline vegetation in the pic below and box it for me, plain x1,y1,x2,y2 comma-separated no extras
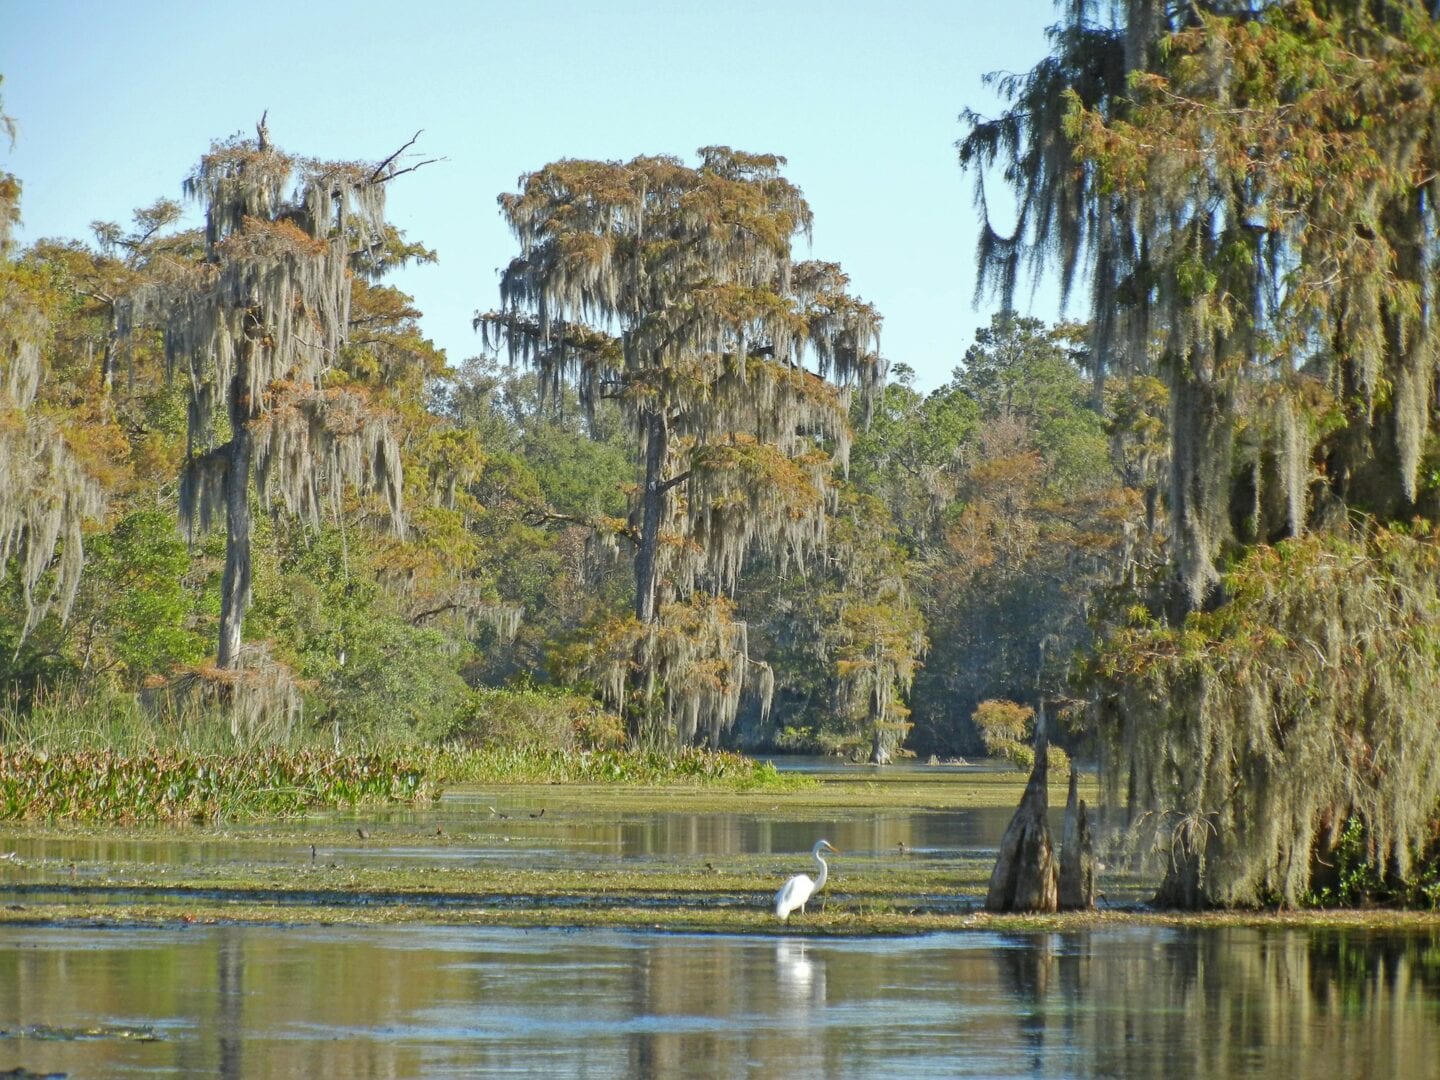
3,759,1438,935
0,743,805,824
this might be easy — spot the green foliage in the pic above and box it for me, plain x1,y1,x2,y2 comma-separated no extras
848,368,979,547
457,685,626,752
950,316,1090,419
246,520,473,743
0,585,78,706
905,314,1131,756
0,745,435,823
75,510,208,679
1308,819,1388,909
1089,529,1440,908
972,699,1070,772
737,486,925,762
423,356,630,688
1306,818,1440,911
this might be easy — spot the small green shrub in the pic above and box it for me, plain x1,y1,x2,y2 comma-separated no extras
1306,818,1440,910
458,686,625,751
971,699,1067,771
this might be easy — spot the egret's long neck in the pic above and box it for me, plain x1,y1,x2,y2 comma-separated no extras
812,850,828,891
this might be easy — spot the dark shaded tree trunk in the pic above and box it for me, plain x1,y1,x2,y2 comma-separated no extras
1155,852,1205,908
215,431,252,671
985,726,1059,912
216,344,257,672
1058,767,1095,910
1168,366,1233,617
634,407,669,626
627,406,671,743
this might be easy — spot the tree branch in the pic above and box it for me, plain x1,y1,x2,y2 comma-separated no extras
410,602,461,625
369,130,444,185
525,507,641,546
656,470,691,495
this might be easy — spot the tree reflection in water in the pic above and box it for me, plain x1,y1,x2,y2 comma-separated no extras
2,924,1439,1077
992,927,1440,1078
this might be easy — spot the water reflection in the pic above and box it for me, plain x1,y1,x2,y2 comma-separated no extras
775,938,825,1012
0,803,1018,878
2,924,1437,1078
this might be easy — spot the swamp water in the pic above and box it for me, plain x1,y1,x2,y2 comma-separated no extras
3,924,1439,1078
2,766,1439,1077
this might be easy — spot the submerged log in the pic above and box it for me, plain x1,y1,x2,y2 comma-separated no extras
1058,767,1095,910
985,727,1058,913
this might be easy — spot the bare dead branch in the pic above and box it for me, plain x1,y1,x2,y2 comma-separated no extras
368,131,443,185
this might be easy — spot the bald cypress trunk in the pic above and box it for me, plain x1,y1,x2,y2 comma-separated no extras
870,727,893,765
1058,767,1095,910
215,432,252,670
215,320,262,671
634,408,669,626
985,724,1059,913
1168,366,1232,616
628,408,669,743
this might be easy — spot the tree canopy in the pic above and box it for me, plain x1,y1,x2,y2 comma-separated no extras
480,149,884,745
963,0,1440,906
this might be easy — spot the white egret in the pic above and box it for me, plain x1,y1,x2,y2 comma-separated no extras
775,839,838,920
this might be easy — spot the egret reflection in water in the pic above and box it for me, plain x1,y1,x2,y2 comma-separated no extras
774,938,826,1012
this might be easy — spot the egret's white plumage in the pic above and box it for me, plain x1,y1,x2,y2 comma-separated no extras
775,839,838,920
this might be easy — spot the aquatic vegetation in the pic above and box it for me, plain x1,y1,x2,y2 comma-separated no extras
3,768,1425,932
428,744,808,789
0,742,807,824
0,746,434,823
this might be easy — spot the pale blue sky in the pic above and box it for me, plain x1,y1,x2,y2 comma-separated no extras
2,0,1063,391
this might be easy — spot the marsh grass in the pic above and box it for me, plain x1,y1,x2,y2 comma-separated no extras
4,678,277,755
0,746,435,823
429,745,806,789
0,680,808,824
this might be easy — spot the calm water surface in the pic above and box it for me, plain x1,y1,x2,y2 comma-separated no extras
0,777,1019,874
3,923,1438,1079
